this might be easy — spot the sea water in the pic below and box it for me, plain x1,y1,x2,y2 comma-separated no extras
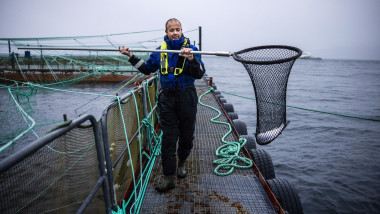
1,56,379,213
204,56,380,214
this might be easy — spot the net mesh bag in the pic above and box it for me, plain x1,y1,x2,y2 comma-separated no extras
232,45,302,145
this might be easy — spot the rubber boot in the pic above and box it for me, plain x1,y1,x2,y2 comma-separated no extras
177,159,187,179
155,175,175,192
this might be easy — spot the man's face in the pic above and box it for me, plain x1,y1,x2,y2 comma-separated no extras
165,21,182,40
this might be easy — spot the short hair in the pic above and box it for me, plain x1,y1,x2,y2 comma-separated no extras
165,18,182,30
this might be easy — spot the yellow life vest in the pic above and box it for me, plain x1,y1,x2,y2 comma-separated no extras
160,39,189,75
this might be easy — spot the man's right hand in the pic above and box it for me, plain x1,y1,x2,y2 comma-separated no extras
119,46,133,57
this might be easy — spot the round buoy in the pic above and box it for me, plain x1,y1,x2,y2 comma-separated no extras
219,98,227,104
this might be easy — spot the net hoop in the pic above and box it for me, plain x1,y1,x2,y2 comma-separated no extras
232,45,302,65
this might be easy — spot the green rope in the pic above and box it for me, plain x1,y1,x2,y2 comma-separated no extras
220,90,380,122
46,138,95,155
41,54,61,82
198,87,252,176
14,54,28,81
39,201,83,214
129,91,143,214
112,77,162,214
0,80,129,152
0,86,36,152
131,79,161,213
130,119,162,214
112,118,162,214
115,93,137,208
124,122,161,214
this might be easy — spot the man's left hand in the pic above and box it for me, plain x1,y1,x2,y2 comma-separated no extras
180,48,194,61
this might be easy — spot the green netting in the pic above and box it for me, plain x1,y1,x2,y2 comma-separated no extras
0,75,160,214
108,93,145,202
0,123,105,214
0,28,195,213
0,28,199,154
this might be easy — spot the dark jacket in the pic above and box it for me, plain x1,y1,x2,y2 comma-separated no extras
129,35,205,89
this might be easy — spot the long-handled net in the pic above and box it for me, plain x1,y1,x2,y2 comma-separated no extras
232,45,302,144
19,45,302,145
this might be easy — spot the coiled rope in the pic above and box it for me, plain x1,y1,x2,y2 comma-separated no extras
198,87,252,176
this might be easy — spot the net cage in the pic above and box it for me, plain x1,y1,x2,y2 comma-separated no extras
0,28,200,152
0,117,108,214
0,78,159,214
232,45,302,145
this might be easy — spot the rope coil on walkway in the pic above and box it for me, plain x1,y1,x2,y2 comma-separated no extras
198,87,252,176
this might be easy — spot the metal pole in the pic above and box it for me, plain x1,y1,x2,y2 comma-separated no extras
199,26,202,51
8,40,11,54
100,109,118,211
9,40,15,69
18,47,232,56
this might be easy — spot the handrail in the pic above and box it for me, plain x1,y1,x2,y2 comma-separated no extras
100,75,157,210
0,114,112,214
0,75,158,214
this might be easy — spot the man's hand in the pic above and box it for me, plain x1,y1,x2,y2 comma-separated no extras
180,48,194,61
119,46,133,57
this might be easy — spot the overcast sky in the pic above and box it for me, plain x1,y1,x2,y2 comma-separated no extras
1,0,379,60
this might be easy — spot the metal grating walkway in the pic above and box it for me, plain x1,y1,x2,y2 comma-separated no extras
139,79,276,214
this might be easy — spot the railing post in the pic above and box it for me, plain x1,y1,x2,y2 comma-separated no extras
77,115,111,214
198,26,202,51
101,108,118,211
8,40,11,54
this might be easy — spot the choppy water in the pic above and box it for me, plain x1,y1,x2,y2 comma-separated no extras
204,56,380,214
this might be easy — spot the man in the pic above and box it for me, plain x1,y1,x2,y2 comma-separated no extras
119,18,205,192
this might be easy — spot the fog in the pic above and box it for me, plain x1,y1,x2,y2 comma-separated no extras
1,0,379,60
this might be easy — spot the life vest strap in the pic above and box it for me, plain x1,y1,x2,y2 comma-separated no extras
160,38,190,76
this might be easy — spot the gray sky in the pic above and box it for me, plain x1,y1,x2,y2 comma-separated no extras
1,0,379,60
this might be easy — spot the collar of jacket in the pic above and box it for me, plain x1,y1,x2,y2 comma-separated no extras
164,34,185,50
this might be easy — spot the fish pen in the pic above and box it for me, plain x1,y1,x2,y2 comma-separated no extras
0,75,302,213
0,28,303,214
